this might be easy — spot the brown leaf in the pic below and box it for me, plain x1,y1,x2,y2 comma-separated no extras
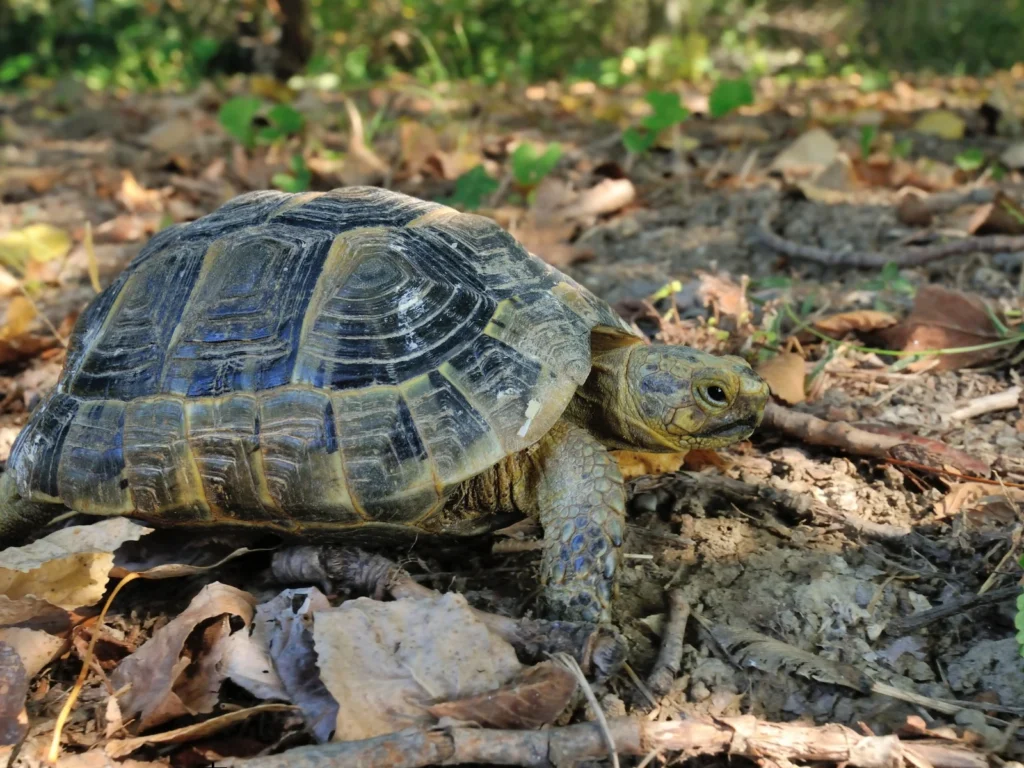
895,191,934,227
558,178,636,220
117,172,165,214
111,583,256,732
813,309,899,336
427,661,576,729
756,352,806,405
612,450,688,480
877,285,1007,371
966,192,1024,235
0,628,65,678
0,642,28,748
104,704,294,758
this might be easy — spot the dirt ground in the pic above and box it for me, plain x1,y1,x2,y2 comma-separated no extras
1,75,1022,766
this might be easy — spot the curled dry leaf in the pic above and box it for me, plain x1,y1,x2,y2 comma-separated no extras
966,191,1024,236
111,582,256,732
770,128,839,177
877,285,1008,371
613,450,688,480
427,660,576,729
755,352,806,405
812,310,898,337
224,587,338,743
912,109,966,140
0,642,29,750
0,223,73,276
314,592,522,741
0,627,65,678
104,704,294,759
0,518,152,613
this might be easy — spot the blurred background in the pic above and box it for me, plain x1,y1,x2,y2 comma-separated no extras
1,0,1023,91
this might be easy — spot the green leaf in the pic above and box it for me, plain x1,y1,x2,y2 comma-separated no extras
218,96,262,148
859,125,877,158
622,127,654,154
0,53,35,83
268,104,305,136
444,165,499,210
273,154,311,193
709,79,753,118
191,37,219,65
643,90,689,131
511,142,562,187
892,137,914,158
954,147,986,172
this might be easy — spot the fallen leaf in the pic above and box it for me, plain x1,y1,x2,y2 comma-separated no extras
0,297,37,342
0,518,152,613
558,178,636,220
613,450,688,480
0,642,28,750
397,119,441,177
427,661,575,729
999,142,1024,170
877,285,1008,371
225,588,338,742
934,483,1024,524
813,310,899,336
770,128,839,177
696,271,748,321
105,704,294,758
896,191,935,227
112,582,256,732
117,172,165,214
756,352,806,404
0,628,64,677
314,593,522,741
913,109,966,140
966,192,1024,235
141,116,196,155
55,751,166,768
0,224,73,276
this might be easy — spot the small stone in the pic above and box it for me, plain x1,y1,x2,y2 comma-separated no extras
630,493,658,514
689,680,711,701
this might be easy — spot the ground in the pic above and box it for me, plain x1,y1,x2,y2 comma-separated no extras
0,73,1022,766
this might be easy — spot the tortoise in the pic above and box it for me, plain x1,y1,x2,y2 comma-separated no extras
0,187,768,622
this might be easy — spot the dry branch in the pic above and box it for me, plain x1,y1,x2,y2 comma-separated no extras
885,585,1020,635
270,546,627,681
949,385,1022,421
228,715,991,768
755,202,1024,268
645,589,689,697
763,402,900,458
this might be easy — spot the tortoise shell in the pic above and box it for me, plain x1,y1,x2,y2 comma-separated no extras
8,187,640,535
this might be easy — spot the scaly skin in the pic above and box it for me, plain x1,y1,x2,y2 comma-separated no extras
0,472,53,545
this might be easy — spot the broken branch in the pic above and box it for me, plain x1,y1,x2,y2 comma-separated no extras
645,589,689,697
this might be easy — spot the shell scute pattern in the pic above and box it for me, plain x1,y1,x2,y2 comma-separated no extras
9,187,632,528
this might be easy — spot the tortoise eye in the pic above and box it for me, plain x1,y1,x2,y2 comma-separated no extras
705,385,727,405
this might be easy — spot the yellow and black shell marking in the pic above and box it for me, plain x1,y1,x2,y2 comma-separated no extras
7,187,637,537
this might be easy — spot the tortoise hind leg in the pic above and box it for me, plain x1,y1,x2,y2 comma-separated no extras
0,472,58,549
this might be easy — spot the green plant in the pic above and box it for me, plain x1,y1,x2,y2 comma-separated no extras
511,142,562,187
623,90,690,154
442,165,499,210
859,125,877,158
954,147,986,172
218,96,263,148
891,137,914,159
259,104,305,144
272,154,311,193
708,78,753,118
862,262,916,296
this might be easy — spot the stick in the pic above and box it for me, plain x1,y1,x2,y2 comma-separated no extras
646,590,689,697
269,546,628,681
227,715,991,768
885,585,1020,635
762,402,900,458
949,385,1022,421
756,202,1024,268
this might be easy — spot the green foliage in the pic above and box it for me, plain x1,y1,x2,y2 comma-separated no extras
708,78,753,117
259,104,305,144
954,148,986,173
218,96,263,148
443,166,499,210
891,137,914,159
623,90,690,154
862,262,915,296
272,154,312,193
859,125,877,158
511,143,562,187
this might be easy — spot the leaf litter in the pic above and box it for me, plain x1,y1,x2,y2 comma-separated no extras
0,68,1022,766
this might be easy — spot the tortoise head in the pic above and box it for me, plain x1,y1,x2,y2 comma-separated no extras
622,345,768,450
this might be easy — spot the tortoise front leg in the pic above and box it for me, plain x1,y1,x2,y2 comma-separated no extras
0,472,56,549
529,420,626,623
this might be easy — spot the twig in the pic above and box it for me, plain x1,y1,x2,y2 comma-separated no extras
756,201,1024,268
646,590,690,697
226,714,992,768
885,585,1019,635
270,546,627,681
552,652,619,768
763,401,900,458
949,386,1022,421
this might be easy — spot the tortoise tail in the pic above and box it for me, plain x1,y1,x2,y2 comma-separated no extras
0,472,56,550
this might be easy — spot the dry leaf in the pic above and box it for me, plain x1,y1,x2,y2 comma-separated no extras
0,628,64,677
896,192,935,226
104,704,294,759
0,518,152,613
913,109,966,140
0,297,37,341
770,129,839,177
117,172,165,214
558,178,636,220
0,224,73,276
966,192,1024,235
112,582,256,732
813,310,899,336
0,642,29,749
756,352,806,405
877,285,1007,371
613,450,688,480
142,116,196,155
999,142,1024,170
314,593,522,741
225,588,338,742
426,661,576,729
398,119,441,177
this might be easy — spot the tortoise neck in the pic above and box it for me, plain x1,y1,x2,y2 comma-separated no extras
564,346,645,450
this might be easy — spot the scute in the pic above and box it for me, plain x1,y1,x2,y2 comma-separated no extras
8,186,643,530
